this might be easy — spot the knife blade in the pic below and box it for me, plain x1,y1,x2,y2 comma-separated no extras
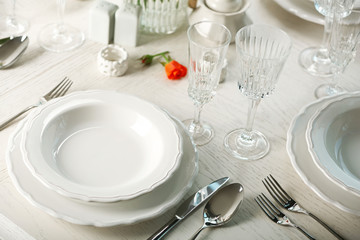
147,177,230,240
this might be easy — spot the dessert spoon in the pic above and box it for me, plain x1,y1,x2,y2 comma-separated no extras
0,35,29,69
190,183,244,240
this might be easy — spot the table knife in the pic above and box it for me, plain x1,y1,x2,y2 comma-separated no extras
147,177,230,240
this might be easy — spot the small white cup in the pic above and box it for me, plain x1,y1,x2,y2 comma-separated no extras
97,44,128,77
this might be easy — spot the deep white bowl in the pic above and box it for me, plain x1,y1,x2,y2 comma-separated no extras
21,90,183,202
306,92,360,196
7,108,198,226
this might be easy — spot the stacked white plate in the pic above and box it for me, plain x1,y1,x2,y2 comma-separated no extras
6,90,199,226
287,91,360,216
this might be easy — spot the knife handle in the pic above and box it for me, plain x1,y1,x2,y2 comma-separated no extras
147,216,181,240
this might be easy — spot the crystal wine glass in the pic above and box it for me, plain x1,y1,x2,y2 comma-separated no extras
0,0,29,38
224,25,291,160
315,9,360,98
183,21,231,146
298,0,354,77
38,0,85,52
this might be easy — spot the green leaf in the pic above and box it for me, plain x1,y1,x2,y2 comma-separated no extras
0,37,10,45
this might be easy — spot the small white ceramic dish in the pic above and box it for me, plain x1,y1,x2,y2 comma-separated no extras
306,92,360,196
7,107,198,226
287,95,360,216
273,0,324,25
188,0,251,42
205,0,243,13
20,90,182,202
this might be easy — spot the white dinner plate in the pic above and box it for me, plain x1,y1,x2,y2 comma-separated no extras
6,110,199,226
273,0,324,25
20,91,183,202
287,95,360,216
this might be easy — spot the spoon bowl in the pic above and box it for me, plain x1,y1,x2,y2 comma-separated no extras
0,35,29,69
191,183,244,239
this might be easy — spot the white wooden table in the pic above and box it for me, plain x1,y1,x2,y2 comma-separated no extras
0,0,359,239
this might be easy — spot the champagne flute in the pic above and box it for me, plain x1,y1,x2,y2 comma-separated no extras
38,0,85,52
315,9,360,98
224,25,291,160
298,0,354,77
183,21,231,146
0,0,29,38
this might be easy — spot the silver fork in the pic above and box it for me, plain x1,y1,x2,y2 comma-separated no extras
263,174,344,240
255,193,315,240
0,77,72,131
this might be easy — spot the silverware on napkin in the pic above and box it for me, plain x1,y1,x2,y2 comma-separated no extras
147,177,230,240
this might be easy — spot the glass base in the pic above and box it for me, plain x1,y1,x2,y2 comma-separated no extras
224,128,270,161
183,119,214,146
315,84,345,99
299,47,333,77
0,16,29,38
38,23,85,52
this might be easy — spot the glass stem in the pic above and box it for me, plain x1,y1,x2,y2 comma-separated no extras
240,98,260,143
238,98,261,143
57,0,65,28
328,68,341,94
193,104,203,127
10,0,16,19
245,98,260,132
7,0,17,25
320,15,332,50
314,15,333,63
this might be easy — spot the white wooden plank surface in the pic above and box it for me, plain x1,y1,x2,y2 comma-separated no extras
0,0,359,239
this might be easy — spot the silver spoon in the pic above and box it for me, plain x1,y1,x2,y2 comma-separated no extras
190,183,244,240
0,35,29,69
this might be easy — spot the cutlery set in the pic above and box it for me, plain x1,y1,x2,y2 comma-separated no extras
148,178,244,240
256,175,344,240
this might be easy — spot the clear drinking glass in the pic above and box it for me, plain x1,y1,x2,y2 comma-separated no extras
315,9,360,98
183,21,231,146
298,0,354,77
0,0,29,38
224,25,291,160
38,0,85,52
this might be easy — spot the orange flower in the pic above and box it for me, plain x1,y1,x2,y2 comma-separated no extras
139,51,187,80
164,60,187,80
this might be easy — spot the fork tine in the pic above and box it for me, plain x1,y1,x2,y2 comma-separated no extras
261,193,283,216
269,174,292,200
46,77,69,96
49,78,72,99
255,195,276,222
263,177,287,206
53,80,72,98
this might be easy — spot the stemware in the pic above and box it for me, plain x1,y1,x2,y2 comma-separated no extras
38,0,85,52
0,0,29,38
315,9,360,98
183,21,231,146
298,0,354,77
224,24,291,160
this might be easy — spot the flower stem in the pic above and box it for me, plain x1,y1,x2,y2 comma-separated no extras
152,51,169,58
